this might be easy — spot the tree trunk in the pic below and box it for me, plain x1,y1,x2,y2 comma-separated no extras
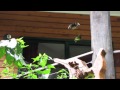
90,11,115,79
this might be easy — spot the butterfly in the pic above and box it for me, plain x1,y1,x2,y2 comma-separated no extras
68,22,80,30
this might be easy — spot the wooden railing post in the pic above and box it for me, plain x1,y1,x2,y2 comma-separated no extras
90,11,115,79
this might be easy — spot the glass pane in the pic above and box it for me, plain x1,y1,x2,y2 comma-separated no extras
70,45,91,57
38,43,65,59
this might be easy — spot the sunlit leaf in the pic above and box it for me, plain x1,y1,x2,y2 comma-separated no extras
32,54,42,62
39,53,48,67
14,60,23,68
39,59,47,67
42,69,51,74
31,74,38,79
16,37,28,49
2,68,9,74
47,64,55,69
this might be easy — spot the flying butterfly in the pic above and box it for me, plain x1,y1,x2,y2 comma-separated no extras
74,35,81,43
68,22,80,30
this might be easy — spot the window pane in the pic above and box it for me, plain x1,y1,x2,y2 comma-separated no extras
38,43,65,59
70,45,91,57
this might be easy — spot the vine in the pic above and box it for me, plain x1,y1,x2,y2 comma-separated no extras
0,37,95,79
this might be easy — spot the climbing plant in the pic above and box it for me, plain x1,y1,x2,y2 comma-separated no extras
0,37,95,79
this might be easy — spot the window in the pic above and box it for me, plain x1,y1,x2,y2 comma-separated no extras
23,37,91,63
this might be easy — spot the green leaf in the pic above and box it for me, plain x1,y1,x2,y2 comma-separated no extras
84,73,95,79
10,73,18,79
16,43,23,54
43,53,49,60
16,37,29,49
17,60,23,68
21,45,29,48
25,64,32,69
35,70,43,74
32,64,39,68
42,69,51,74
39,53,48,67
14,60,23,68
32,54,42,62
6,53,14,65
39,59,47,67
0,47,6,59
58,69,68,74
16,37,25,45
2,68,9,74
31,74,38,79
3,59,7,64
47,64,55,69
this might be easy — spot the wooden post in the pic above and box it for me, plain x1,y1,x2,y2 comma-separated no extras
90,11,115,79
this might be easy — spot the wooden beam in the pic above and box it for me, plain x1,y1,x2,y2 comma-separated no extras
90,11,115,79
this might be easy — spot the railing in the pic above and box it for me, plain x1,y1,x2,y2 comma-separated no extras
3,50,120,79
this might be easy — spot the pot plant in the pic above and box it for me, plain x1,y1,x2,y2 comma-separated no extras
0,37,106,79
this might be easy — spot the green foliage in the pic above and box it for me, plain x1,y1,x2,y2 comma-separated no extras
0,47,6,58
20,53,55,79
0,37,28,78
6,53,14,65
57,69,69,79
16,37,29,49
0,37,95,79
38,53,48,67
47,64,55,69
84,73,95,79
0,37,28,68
0,65,18,79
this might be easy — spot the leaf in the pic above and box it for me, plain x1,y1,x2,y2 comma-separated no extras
14,60,23,68
84,73,95,79
2,68,9,74
16,43,23,54
17,60,23,68
11,73,18,79
16,37,29,49
58,69,68,74
35,70,43,74
0,47,6,59
31,74,38,79
32,64,39,68
21,45,29,48
42,69,51,74
43,53,49,60
39,59,47,67
32,54,42,62
6,53,14,65
39,53,48,67
3,59,7,64
16,37,25,45
47,64,55,69
25,64,32,69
